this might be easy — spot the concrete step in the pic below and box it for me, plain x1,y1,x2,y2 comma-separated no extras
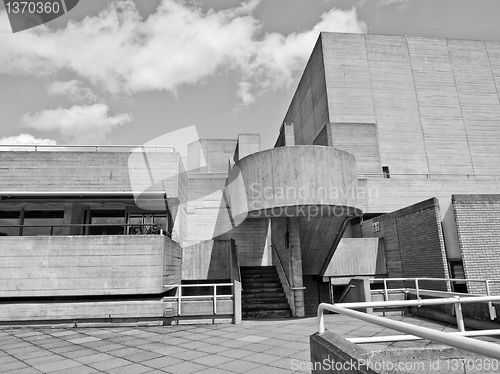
240,267,278,274
243,303,291,311
242,287,284,293
241,275,280,281
242,293,286,299
242,309,292,319
240,265,292,320
242,297,288,304
241,281,282,288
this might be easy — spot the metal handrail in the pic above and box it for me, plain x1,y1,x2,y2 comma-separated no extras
371,277,500,319
357,172,500,179
163,283,234,317
0,144,175,152
337,284,355,304
270,244,291,290
0,223,171,237
318,299,500,360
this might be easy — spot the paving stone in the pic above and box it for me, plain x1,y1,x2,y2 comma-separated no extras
196,367,234,374
192,354,233,367
32,358,82,373
105,363,152,374
88,357,130,370
123,350,163,362
162,361,207,374
1,360,30,372
3,367,43,374
50,365,100,374
75,352,115,364
243,352,282,364
174,349,209,361
106,346,144,357
141,355,183,369
215,359,262,373
68,336,102,344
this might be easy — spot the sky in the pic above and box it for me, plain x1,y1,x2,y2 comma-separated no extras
1,0,500,151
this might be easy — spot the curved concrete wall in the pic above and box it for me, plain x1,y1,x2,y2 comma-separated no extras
228,146,360,219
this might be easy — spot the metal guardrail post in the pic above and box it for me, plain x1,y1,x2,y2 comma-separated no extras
233,280,242,325
383,279,388,302
415,278,420,306
485,280,497,320
454,296,465,332
178,286,182,317
213,285,217,315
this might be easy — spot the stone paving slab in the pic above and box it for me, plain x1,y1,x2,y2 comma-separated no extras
0,314,494,373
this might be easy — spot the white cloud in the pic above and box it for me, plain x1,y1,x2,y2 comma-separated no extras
0,1,366,103
0,133,57,150
378,0,410,10
21,104,132,144
47,80,99,103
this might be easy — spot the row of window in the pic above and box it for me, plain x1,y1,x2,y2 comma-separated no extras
0,210,170,236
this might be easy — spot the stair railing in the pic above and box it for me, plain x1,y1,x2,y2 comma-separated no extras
271,244,291,290
271,244,305,316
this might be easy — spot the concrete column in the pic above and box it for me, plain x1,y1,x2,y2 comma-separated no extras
289,217,305,317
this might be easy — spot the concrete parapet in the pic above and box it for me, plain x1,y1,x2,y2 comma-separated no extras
311,331,500,373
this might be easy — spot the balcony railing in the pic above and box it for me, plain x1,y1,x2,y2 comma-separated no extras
0,223,171,237
0,144,175,152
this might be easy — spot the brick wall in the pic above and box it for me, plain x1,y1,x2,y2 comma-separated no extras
396,199,450,291
453,195,500,295
363,198,450,291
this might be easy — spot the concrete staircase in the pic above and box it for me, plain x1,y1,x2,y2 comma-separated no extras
241,266,292,319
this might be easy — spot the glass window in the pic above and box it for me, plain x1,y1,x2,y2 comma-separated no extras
0,211,21,236
89,210,125,235
22,211,64,236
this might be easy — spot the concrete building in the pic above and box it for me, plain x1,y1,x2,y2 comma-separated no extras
1,32,500,323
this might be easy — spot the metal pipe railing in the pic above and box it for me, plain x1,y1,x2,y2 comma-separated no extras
163,283,234,317
370,277,500,319
0,144,175,152
0,223,171,237
318,297,500,360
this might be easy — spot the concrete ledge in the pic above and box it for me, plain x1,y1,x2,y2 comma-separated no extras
0,300,166,322
311,331,500,373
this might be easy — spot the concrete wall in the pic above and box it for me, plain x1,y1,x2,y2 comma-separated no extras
314,123,381,176
453,195,500,295
187,139,236,173
0,301,167,323
324,238,386,278
0,151,183,198
0,235,181,297
311,331,500,374
230,146,360,218
286,33,500,177
362,198,450,291
182,240,232,280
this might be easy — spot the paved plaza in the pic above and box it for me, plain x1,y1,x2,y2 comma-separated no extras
0,314,464,374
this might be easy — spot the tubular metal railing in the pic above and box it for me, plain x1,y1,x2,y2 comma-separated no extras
163,282,242,324
0,223,171,237
0,144,175,152
371,277,500,319
357,172,500,179
318,295,500,360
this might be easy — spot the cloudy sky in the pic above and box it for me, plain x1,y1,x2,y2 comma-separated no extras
1,0,500,150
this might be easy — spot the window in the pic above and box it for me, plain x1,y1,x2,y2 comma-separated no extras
87,210,126,235
22,211,64,236
382,166,390,179
0,211,21,236
128,213,168,235
449,261,467,293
